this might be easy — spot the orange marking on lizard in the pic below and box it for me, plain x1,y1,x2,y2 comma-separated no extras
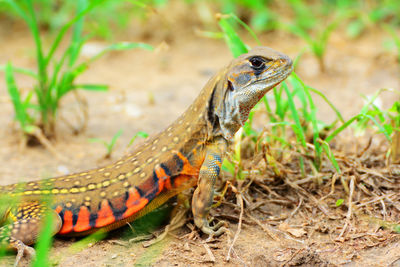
59,210,73,234
55,205,62,214
154,165,168,194
122,187,148,219
95,200,115,228
74,206,91,232
172,175,191,188
164,177,172,191
175,151,200,176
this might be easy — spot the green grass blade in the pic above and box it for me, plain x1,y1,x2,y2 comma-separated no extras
128,131,149,146
44,0,104,68
88,138,108,147
268,134,291,147
68,0,88,67
274,84,288,120
2,0,29,21
49,47,74,101
5,62,28,129
283,82,306,148
370,104,386,123
291,73,322,167
365,114,391,141
108,129,124,154
359,88,388,115
281,22,313,45
243,109,257,136
0,65,37,78
325,114,362,143
196,30,224,39
319,19,339,50
222,158,235,174
57,42,152,100
24,0,46,87
73,84,109,91
306,85,345,123
263,95,280,136
226,13,261,45
32,210,54,267
305,95,321,165
107,42,154,50
217,14,248,57
320,140,341,173
288,76,308,119
262,96,274,119
57,42,152,98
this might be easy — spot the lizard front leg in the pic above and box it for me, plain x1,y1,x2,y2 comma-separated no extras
192,137,228,237
0,202,62,266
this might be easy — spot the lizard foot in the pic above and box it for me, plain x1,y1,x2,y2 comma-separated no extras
13,239,36,267
196,217,228,241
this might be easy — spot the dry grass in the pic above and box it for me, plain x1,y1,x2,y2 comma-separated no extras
209,131,400,264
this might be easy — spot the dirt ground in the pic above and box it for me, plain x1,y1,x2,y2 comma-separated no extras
0,18,399,266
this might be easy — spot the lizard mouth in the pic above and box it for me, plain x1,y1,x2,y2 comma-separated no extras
236,60,293,125
253,60,293,88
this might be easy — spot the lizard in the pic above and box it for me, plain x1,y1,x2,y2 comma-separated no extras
0,46,293,266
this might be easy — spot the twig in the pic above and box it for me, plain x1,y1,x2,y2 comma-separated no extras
380,199,387,220
226,184,244,262
247,213,280,241
230,246,247,266
293,176,314,185
284,178,336,219
280,248,304,267
357,193,396,207
357,136,372,158
216,214,254,225
254,180,282,198
330,173,339,195
346,176,355,219
359,167,394,183
287,198,303,220
338,221,349,239
338,175,356,240
249,199,293,211
32,127,68,161
203,243,215,263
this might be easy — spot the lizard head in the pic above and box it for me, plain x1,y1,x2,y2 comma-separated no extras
211,46,293,139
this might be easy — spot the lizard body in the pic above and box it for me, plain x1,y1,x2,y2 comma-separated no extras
0,46,292,265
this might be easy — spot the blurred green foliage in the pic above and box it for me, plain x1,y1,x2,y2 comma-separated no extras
0,0,170,39
1,0,399,38
1,0,153,140
1,0,399,72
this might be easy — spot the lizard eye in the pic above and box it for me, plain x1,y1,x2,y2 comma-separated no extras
249,56,266,70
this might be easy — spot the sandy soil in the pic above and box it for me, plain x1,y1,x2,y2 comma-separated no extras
0,19,399,266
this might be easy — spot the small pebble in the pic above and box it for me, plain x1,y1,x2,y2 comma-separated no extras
125,104,143,118
57,165,70,175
